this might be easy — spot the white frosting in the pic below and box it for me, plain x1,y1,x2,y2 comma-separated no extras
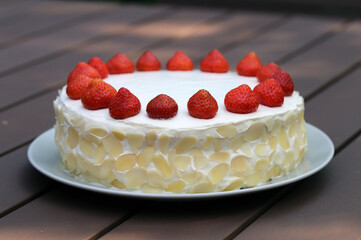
58,70,303,130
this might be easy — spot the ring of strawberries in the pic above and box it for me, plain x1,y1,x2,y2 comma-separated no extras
66,50,294,120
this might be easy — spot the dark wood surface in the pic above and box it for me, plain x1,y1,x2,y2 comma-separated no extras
0,1,360,239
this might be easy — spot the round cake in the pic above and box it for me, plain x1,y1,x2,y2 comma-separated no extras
53,66,307,194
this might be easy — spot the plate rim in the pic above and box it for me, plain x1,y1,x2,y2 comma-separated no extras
27,123,334,199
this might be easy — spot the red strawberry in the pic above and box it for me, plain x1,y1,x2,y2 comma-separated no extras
270,70,294,96
136,51,161,71
67,62,101,83
66,74,94,100
224,84,259,114
106,53,134,74
146,94,178,119
256,62,281,82
236,52,263,76
88,56,108,79
81,79,117,110
166,51,193,71
187,89,218,119
109,88,141,119
200,49,229,73
254,78,284,107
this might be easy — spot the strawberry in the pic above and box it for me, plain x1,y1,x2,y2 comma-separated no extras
224,84,259,114
166,51,193,71
270,70,294,96
106,53,134,74
136,51,161,71
256,62,281,82
66,74,94,100
88,56,108,79
254,78,284,107
187,89,218,119
236,52,263,76
81,79,117,110
200,49,229,73
109,88,141,119
146,94,178,119
67,62,101,83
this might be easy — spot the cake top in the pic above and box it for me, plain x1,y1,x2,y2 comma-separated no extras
58,70,303,130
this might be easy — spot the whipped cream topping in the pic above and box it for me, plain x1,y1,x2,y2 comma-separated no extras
58,70,303,130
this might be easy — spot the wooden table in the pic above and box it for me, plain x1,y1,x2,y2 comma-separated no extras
0,1,360,239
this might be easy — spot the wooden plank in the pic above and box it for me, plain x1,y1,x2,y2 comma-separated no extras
222,15,343,69
280,21,361,97
0,1,115,45
0,7,223,111
0,1,46,22
0,189,136,240
0,145,50,215
235,136,361,240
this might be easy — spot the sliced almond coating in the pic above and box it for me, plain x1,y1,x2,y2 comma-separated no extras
158,134,170,154
223,179,244,191
278,127,290,150
83,132,101,145
147,170,166,188
115,154,137,171
124,168,146,188
244,171,264,187
231,156,250,172
167,149,179,177
67,126,79,149
138,146,155,167
269,165,282,178
243,123,265,141
187,147,203,156
201,136,214,150
284,112,297,126
216,125,238,138
112,130,126,141
127,133,144,152
166,180,186,193
240,142,253,157
145,132,156,146
181,171,202,184
289,123,296,138
103,135,124,158
255,159,270,171
174,137,197,154
94,144,107,164
229,136,243,152
79,137,95,158
213,138,223,152
254,143,271,157
194,154,209,170
152,154,173,179
70,117,85,130
190,179,214,193
65,151,77,172
174,155,191,171
209,152,230,162
282,151,294,167
111,179,126,189
269,136,278,151
88,127,108,137
209,163,229,184
141,183,162,193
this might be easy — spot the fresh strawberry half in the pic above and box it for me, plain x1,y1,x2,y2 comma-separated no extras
146,94,178,119
256,62,281,82
166,51,193,71
270,70,294,96
81,79,117,110
66,74,94,100
254,78,284,107
67,62,101,83
224,84,259,114
187,89,218,119
200,49,229,73
136,51,161,71
88,56,108,79
236,52,263,77
106,53,134,74
109,88,141,119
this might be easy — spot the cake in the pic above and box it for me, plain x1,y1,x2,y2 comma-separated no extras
53,50,307,194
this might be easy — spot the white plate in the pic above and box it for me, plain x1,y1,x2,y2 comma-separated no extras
28,123,334,199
